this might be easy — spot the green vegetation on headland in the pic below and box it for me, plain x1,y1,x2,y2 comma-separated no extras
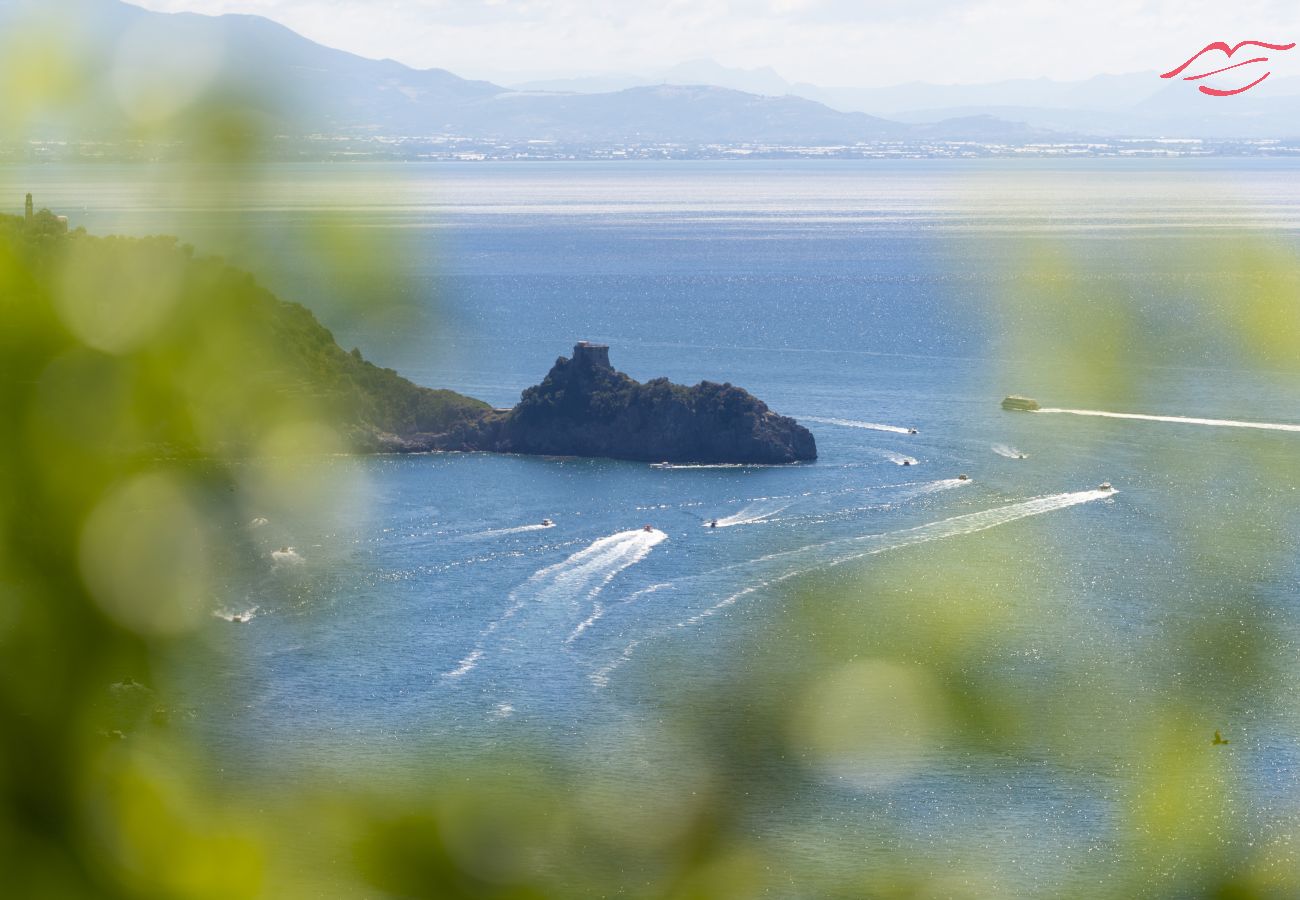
2,206,489,458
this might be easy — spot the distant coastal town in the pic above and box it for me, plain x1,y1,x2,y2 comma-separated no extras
7,136,1300,164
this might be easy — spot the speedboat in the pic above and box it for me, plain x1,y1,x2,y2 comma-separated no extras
707,519,718,528
540,518,554,527
1001,395,1041,412
907,428,918,434
957,474,970,481
650,462,673,469
901,459,912,466
1099,482,1114,492
642,524,655,532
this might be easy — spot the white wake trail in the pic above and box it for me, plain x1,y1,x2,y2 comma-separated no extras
1038,407,1300,434
709,501,792,528
882,451,919,466
803,416,916,435
444,529,666,679
599,487,1114,684
992,444,1028,459
468,522,556,539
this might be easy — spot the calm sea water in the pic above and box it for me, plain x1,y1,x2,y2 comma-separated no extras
10,161,1300,892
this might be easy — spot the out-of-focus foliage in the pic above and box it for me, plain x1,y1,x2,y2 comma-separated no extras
3,4,1300,900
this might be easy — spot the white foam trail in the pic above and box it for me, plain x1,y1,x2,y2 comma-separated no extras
1038,407,1300,433
568,581,674,644
468,522,556,539
598,487,1112,685
270,548,304,567
490,701,515,720
444,529,667,679
709,501,792,528
993,444,1028,459
213,606,259,624
883,451,919,466
445,649,483,678
591,639,641,689
803,416,915,435
650,463,785,470
690,488,1114,626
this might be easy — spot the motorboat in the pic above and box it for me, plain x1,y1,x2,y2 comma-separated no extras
907,428,918,434
642,524,655,533
707,519,718,528
540,518,554,527
650,462,673,469
1001,395,1041,412
901,459,912,466
957,474,970,481
1099,482,1114,492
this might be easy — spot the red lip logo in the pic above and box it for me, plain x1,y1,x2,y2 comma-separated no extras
1161,40,1296,96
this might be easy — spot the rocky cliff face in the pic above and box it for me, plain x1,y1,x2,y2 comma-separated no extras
415,343,816,464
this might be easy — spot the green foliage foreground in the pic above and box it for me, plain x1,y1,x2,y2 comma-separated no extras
3,206,1299,900
3,7,1300,892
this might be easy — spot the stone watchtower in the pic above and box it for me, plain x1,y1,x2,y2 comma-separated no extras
572,340,611,369
24,193,33,222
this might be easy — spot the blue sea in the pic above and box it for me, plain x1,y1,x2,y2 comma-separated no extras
11,160,1300,893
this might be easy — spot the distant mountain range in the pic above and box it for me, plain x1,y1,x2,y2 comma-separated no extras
513,59,1300,142
8,0,1300,150
6,0,1068,148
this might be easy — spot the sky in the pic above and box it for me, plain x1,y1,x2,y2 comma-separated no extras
124,0,1300,87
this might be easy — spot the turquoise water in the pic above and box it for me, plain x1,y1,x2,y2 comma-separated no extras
10,160,1300,891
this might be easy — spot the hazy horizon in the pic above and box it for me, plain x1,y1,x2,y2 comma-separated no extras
123,0,1300,90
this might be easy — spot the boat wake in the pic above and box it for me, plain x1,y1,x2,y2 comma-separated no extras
591,487,1114,686
707,501,792,528
882,451,919,466
1038,407,1300,434
213,606,259,624
650,462,788,470
803,416,916,435
270,547,304,567
992,444,1028,459
468,522,556,539
443,528,667,680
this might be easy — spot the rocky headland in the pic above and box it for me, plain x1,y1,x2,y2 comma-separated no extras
6,206,812,465
390,342,817,465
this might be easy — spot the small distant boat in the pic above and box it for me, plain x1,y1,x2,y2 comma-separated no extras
650,462,673,469
957,474,970,481
1099,482,1114,492
642,524,655,533
1212,730,1229,746
230,613,250,624
540,518,554,527
907,427,918,434
1001,396,1041,412
707,519,718,528
901,459,912,466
